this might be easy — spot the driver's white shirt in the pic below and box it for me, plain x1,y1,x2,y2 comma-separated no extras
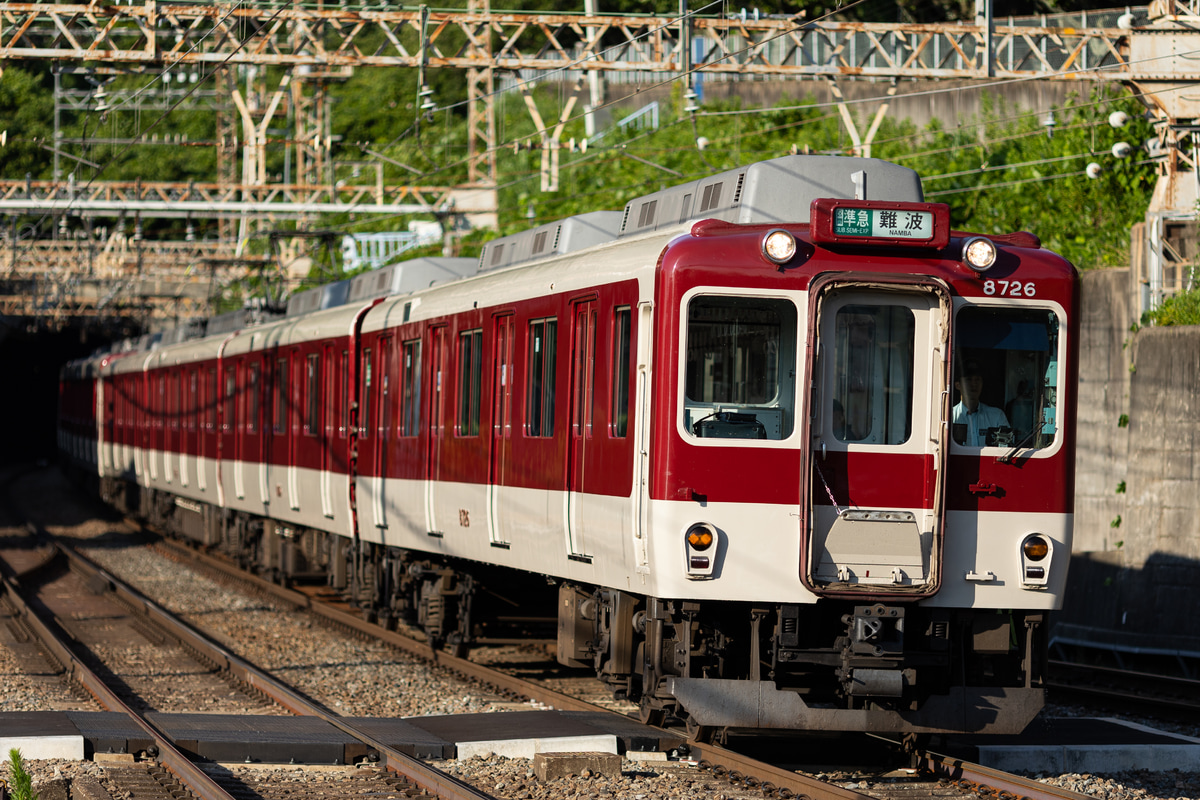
952,401,1009,446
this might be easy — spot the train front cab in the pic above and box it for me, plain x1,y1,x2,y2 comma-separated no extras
644,211,1075,737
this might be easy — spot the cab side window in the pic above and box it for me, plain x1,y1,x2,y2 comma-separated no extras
952,307,1059,449
683,295,797,441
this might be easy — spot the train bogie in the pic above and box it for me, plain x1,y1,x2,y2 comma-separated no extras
59,154,1077,737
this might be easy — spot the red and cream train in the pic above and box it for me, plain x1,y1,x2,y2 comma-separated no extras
59,155,1078,737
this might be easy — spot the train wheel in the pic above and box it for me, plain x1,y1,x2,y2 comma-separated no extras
638,698,666,727
446,634,470,659
685,714,715,744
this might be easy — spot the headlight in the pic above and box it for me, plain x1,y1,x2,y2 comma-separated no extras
961,236,997,273
762,229,797,264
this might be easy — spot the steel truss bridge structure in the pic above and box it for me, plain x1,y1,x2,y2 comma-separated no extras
2,0,1199,324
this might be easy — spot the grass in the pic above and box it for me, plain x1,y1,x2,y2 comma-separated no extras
7,748,37,800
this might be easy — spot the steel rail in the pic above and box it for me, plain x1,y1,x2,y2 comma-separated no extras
1047,660,1200,713
918,750,1096,800
154,539,890,800
692,741,876,800
54,541,497,800
0,554,239,800
155,536,602,713
153,536,1091,800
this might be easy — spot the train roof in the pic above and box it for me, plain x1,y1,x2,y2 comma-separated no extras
477,211,624,273
75,155,929,366
619,154,922,236
474,156,921,274
286,279,351,317
346,257,477,303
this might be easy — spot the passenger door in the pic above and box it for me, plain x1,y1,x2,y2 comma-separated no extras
320,344,336,519
424,326,448,536
371,337,393,528
804,279,949,597
488,314,514,547
566,298,598,561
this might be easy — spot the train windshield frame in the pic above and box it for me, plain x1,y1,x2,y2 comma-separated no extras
951,303,1064,453
680,292,799,443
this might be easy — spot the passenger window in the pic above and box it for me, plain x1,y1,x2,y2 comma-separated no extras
527,318,557,437
953,307,1059,449
611,307,631,438
831,305,915,446
359,348,371,439
684,295,797,441
304,353,320,436
247,363,261,435
458,329,483,437
401,339,422,437
273,358,288,435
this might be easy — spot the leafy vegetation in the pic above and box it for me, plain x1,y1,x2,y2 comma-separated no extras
0,0,1160,304
1142,285,1200,326
341,81,1155,273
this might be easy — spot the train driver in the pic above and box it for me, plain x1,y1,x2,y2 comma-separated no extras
952,358,1010,447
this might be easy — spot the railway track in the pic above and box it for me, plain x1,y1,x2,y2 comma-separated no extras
0,466,1137,800
0,480,492,800
147,531,1103,800
1047,659,1200,716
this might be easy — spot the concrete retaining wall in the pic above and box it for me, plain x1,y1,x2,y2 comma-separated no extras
1062,268,1200,648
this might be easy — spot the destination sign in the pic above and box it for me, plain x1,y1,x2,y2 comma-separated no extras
832,207,934,240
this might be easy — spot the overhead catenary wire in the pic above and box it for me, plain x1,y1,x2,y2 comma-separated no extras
351,5,1178,221
21,4,292,245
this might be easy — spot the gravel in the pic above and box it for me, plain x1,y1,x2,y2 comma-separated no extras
429,754,766,800
3,466,1199,800
79,541,515,717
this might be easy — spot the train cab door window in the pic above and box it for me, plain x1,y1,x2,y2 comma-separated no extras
457,329,483,437
401,339,422,437
304,352,321,437
831,306,915,446
952,307,1061,451
806,285,949,597
683,295,797,441
527,319,558,437
611,307,632,438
